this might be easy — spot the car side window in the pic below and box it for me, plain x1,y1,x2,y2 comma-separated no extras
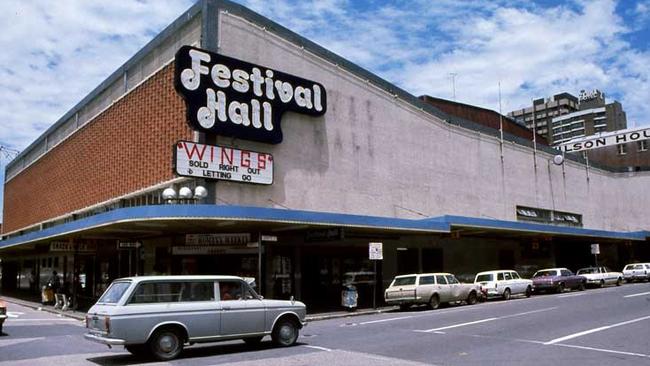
503,273,512,280
128,281,214,304
511,272,520,279
561,270,572,276
445,275,459,284
218,281,242,301
419,276,435,285
497,273,505,281
435,275,448,285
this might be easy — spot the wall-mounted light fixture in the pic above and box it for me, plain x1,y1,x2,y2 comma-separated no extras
162,185,208,203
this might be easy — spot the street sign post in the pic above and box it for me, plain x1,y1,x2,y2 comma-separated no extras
591,244,600,265
369,242,383,309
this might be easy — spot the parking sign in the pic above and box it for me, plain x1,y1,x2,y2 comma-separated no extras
369,242,383,260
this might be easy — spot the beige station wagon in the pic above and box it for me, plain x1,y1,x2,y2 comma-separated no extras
84,275,306,360
385,273,482,310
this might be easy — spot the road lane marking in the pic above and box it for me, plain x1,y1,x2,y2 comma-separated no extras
415,318,498,333
553,343,650,358
304,345,332,352
6,318,78,322
415,307,557,333
557,293,586,298
623,291,650,298
499,307,557,319
359,316,412,325
544,315,650,345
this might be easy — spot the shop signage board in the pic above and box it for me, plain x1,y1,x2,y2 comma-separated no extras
172,246,260,255
50,241,96,252
174,141,273,184
174,45,327,144
185,233,251,246
556,126,650,153
118,241,142,249
369,242,383,260
261,235,278,242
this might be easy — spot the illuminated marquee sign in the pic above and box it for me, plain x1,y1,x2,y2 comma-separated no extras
174,140,273,184
174,46,327,144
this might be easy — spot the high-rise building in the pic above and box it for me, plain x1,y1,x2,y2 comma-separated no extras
507,90,627,145
507,93,579,142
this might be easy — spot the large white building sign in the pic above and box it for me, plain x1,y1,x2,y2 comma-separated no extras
174,141,273,184
556,127,650,153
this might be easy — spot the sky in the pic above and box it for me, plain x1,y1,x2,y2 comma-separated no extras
0,0,649,220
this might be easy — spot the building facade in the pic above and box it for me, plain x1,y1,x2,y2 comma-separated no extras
507,92,580,142
1,0,649,311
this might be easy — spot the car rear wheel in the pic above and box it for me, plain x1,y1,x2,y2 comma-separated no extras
467,291,478,305
502,288,511,300
578,282,586,291
272,318,299,347
599,280,605,288
616,277,622,286
429,294,440,309
556,283,565,294
525,286,532,298
149,328,184,361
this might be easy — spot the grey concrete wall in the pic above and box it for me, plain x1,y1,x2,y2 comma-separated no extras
210,12,649,233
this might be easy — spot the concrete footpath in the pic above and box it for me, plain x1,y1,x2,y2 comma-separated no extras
0,294,396,322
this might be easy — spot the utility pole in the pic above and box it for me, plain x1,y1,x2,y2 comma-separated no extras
449,73,457,101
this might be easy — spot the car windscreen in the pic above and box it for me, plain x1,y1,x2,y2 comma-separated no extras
97,281,131,304
475,274,493,282
533,270,557,277
392,276,416,286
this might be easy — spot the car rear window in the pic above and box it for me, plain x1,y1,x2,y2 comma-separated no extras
577,268,597,274
98,281,131,304
534,270,557,277
475,274,493,282
393,276,416,286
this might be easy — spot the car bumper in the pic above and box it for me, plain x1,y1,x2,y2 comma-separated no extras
84,332,126,346
532,283,555,291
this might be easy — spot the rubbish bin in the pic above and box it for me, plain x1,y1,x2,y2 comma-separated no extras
341,284,358,311
41,286,54,305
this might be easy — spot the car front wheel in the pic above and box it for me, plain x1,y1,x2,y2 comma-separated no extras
467,291,478,305
616,277,622,286
272,318,299,347
429,294,440,309
525,286,532,298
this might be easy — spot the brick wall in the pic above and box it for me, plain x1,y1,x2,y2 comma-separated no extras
2,64,193,233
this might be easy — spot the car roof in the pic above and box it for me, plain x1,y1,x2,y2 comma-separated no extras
394,272,453,278
114,275,244,282
476,270,515,275
535,268,567,272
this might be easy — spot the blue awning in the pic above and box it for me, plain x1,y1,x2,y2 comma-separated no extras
0,205,646,250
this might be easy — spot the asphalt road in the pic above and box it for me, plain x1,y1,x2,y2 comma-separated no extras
1,282,650,365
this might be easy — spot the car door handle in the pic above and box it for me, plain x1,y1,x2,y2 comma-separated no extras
223,306,231,310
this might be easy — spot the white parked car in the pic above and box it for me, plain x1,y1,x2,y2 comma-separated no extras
622,263,650,282
576,266,623,287
474,270,533,300
384,273,482,310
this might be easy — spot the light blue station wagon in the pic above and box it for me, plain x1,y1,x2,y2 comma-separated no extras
84,275,307,360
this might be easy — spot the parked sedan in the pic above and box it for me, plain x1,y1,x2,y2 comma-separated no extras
385,273,481,310
622,263,650,282
532,268,586,293
474,270,532,300
0,300,7,333
576,266,623,287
